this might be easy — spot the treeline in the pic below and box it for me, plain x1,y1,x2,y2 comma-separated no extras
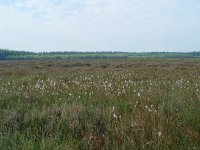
0,49,129,60
0,49,34,60
0,49,199,60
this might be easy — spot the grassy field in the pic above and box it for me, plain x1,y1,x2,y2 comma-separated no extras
0,58,200,149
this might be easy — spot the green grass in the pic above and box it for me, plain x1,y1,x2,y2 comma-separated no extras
0,59,200,149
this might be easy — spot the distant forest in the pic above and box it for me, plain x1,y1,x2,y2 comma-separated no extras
0,49,200,60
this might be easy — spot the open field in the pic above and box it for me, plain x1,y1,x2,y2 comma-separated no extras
0,58,200,149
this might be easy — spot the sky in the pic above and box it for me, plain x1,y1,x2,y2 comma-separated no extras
0,0,200,52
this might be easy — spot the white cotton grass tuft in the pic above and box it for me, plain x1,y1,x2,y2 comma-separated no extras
158,131,162,137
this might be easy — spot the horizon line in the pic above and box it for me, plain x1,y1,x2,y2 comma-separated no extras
0,48,199,53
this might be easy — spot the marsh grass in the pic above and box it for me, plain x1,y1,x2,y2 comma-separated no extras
0,59,200,149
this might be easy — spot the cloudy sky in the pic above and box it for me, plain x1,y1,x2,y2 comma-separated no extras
0,0,200,52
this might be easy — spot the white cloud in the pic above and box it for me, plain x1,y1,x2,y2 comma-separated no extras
0,0,200,51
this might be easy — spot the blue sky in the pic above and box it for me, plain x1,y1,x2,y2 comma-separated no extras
0,0,200,52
